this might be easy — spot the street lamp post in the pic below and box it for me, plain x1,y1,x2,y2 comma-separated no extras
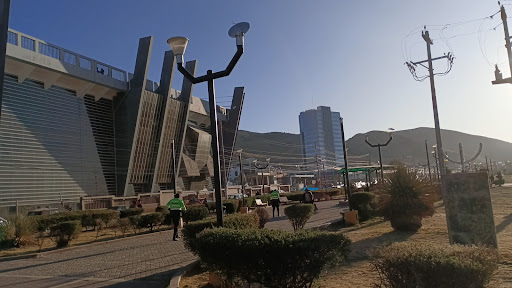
340,118,351,209
237,149,244,206
167,22,250,227
364,129,394,182
254,158,270,195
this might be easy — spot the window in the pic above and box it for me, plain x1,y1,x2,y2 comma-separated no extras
21,36,35,51
96,63,109,75
7,31,17,45
63,51,76,65
38,43,60,59
111,69,125,81
79,57,91,70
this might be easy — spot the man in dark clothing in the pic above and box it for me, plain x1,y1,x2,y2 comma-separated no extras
270,190,280,218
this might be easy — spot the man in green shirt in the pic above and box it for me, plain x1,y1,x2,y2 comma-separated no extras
166,193,186,241
270,190,280,218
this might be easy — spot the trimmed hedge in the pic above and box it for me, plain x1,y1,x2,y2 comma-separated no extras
371,242,498,288
284,204,315,231
137,213,163,231
35,210,119,232
204,201,216,212
49,220,81,248
155,206,167,213
349,192,376,222
254,207,269,228
183,213,258,252
223,200,239,214
120,208,143,218
194,228,351,288
183,206,209,223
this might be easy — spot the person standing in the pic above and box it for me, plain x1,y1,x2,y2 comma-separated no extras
270,189,280,218
166,193,186,241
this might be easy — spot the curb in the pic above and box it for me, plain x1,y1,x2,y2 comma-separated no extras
169,260,199,288
37,228,173,257
0,253,38,262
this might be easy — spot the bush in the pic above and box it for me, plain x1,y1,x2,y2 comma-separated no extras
223,200,239,214
49,220,81,248
376,166,435,231
194,228,351,288
254,207,269,229
137,213,163,231
284,204,315,231
183,206,209,223
120,208,143,218
284,192,306,202
183,213,258,252
128,215,141,234
350,192,376,222
371,242,499,288
155,206,167,213
91,210,119,227
204,201,216,212
35,210,119,232
116,218,131,237
6,215,34,247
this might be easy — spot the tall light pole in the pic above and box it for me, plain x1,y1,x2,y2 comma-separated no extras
364,129,394,181
167,22,250,227
340,118,351,210
254,158,270,194
237,149,244,206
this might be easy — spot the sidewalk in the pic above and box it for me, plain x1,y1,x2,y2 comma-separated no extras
0,200,345,287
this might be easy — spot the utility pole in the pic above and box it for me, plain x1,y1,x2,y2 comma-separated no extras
492,4,512,85
0,0,10,122
322,159,326,189
406,29,454,179
425,140,432,181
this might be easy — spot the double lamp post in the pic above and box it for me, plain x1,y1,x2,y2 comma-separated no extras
167,22,250,227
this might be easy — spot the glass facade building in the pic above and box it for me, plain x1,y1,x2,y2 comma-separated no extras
299,106,344,169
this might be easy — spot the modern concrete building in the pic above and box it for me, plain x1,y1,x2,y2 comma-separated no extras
299,106,344,169
0,29,244,208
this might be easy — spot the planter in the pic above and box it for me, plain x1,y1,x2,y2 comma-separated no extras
240,207,249,214
390,214,422,231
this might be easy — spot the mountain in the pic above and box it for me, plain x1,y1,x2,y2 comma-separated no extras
234,127,512,166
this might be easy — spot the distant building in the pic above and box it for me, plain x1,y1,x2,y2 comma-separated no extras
0,29,244,208
298,106,344,169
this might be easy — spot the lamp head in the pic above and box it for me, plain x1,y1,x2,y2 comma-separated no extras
167,37,189,64
386,128,395,135
229,22,250,46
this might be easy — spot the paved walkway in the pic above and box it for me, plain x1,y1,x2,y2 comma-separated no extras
0,200,345,287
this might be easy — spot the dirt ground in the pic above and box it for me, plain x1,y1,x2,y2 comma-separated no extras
181,185,512,288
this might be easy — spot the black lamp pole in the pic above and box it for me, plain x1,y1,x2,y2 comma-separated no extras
175,45,244,228
365,133,393,181
340,118,351,210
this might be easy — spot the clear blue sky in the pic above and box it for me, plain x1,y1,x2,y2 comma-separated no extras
8,0,512,142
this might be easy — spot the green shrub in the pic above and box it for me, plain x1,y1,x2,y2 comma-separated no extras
116,218,131,237
6,215,34,247
244,197,255,207
183,206,209,223
371,242,498,288
223,200,239,214
284,204,315,231
194,228,351,288
128,215,141,234
155,206,167,213
350,192,376,222
35,210,119,232
183,213,258,252
283,192,305,202
204,201,216,212
377,166,435,231
120,208,143,218
254,207,269,229
49,220,81,248
91,210,119,227
137,213,163,231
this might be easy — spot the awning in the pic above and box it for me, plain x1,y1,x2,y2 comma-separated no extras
338,167,378,173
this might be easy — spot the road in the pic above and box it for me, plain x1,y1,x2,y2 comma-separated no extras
0,200,345,287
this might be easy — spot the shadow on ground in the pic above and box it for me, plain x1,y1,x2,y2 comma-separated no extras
348,230,415,262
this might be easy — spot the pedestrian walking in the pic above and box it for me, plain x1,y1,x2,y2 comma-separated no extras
270,189,280,218
166,193,186,241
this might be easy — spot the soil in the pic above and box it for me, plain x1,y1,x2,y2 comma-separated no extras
180,185,512,288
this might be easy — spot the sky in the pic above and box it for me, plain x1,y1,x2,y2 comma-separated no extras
7,0,512,143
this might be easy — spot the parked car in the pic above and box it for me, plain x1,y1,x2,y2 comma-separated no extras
27,208,63,216
0,217,7,226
